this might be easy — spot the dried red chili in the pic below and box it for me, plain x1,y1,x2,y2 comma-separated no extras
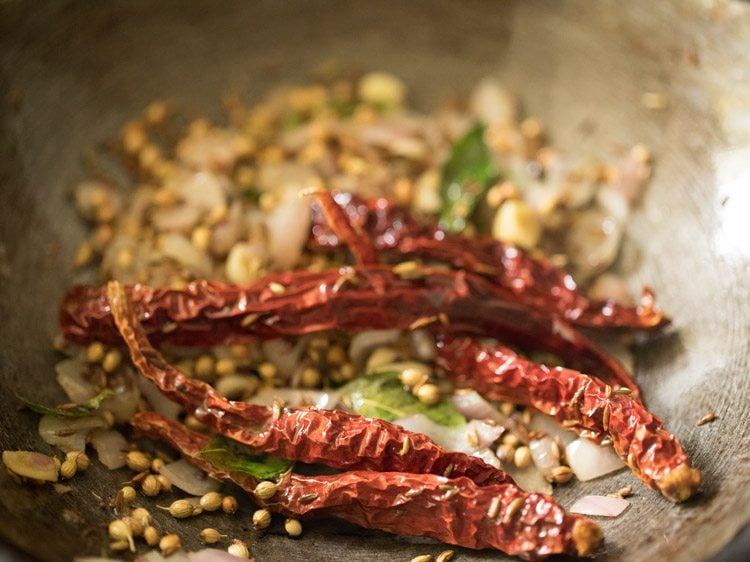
132,411,603,560
309,192,667,330
435,336,701,502
107,281,513,487
61,264,638,394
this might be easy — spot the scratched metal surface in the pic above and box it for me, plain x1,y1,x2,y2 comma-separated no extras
0,1,749,561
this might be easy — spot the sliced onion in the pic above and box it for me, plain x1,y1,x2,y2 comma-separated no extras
2,451,59,482
38,414,106,452
528,413,577,446
135,377,181,420
529,436,561,473
159,459,221,496
55,359,98,404
394,414,502,454
565,438,625,482
251,386,339,409
160,233,212,277
90,429,128,469
102,374,141,424
450,390,508,425
266,188,314,270
410,329,436,361
262,338,307,379
189,549,250,562
504,464,553,495
152,204,202,234
349,329,401,367
570,495,629,517
472,448,502,469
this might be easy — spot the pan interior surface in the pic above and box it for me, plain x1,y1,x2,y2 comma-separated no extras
0,1,749,561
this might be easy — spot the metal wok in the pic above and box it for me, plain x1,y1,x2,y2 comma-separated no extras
1,1,749,560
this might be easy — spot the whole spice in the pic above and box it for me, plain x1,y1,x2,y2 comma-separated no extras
105,285,514,488
254,481,278,500
228,539,250,559
131,507,152,528
60,459,77,479
133,412,603,560
284,518,303,538
436,337,701,502
252,508,272,529
108,519,134,552
436,550,455,562
200,491,223,511
120,486,137,504
307,192,668,330
221,495,239,515
62,261,639,395
126,451,151,473
200,528,226,544
141,474,161,497
161,499,195,519
159,534,181,557
144,526,159,546
67,451,90,471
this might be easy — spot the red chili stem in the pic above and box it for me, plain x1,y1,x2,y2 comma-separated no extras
309,193,668,330
435,336,701,502
62,265,638,394
305,188,378,265
107,281,512,487
132,411,603,560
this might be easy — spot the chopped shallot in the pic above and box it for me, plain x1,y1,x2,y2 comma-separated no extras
55,358,98,403
394,414,503,455
159,459,221,496
569,495,629,517
349,329,401,367
90,429,128,469
450,390,508,425
252,386,339,409
565,437,625,481
38,414,106,452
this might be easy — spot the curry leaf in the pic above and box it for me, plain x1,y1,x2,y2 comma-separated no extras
198,437,293,481
17,389,115,418
339,371,466,427
439,123,497,233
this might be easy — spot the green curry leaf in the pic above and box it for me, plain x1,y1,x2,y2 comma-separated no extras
198,437,293,481
439,123,497,233
17,389,115,418
339,371,466,427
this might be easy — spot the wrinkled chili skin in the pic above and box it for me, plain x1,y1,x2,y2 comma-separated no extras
133,412,602,560
436,337,701,502
108,281,513,487
61,265,638,393
310,193,667,331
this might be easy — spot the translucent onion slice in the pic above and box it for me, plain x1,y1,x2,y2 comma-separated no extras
394,414,503,454
90,429,128,469
570,495,629,517
159,459,221,496
565,437,625,482
38,414,106,452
